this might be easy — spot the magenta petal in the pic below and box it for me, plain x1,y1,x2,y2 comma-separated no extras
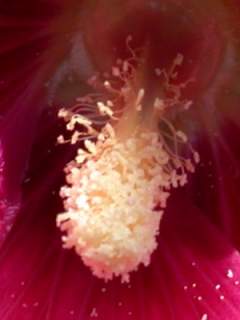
0,88,45,244
190,120,240,249
0,177,240,320
1,1,240,319
0,0,79,243
0,5,66,243
157,192,240,319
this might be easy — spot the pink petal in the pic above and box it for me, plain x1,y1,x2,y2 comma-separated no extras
1,1,240,319
190,120,240,249
1,176,240,319
0,1,70,242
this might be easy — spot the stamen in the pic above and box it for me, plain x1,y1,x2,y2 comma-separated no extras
56,40,199,282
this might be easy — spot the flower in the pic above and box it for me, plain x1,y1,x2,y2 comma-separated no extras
1,1,240,319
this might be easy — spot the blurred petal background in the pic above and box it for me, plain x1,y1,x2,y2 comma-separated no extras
0,0,240,319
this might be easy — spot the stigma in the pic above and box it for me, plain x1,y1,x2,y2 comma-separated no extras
56,42,199,282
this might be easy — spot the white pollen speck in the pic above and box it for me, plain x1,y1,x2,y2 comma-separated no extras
155,68,161,76
235,280,239,286
192,283,197,288
101,287,107,293
90,308,98,318
184,285,188,290
227,269,234,279
197,296,203,301
192,261,196,267
215,284,221,290
201,314,208,320
220,295,225,300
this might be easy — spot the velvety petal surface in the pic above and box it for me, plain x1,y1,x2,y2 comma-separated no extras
1,174,240,319
0,0,77,243
0,1,240,320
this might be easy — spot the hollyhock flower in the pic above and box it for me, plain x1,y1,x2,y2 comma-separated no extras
1,0,240,319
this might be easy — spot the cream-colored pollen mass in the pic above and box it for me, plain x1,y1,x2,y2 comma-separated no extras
56,47,199,282
57,129,178,282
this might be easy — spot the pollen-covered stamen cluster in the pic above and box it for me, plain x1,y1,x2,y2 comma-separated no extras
56,44,199,282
